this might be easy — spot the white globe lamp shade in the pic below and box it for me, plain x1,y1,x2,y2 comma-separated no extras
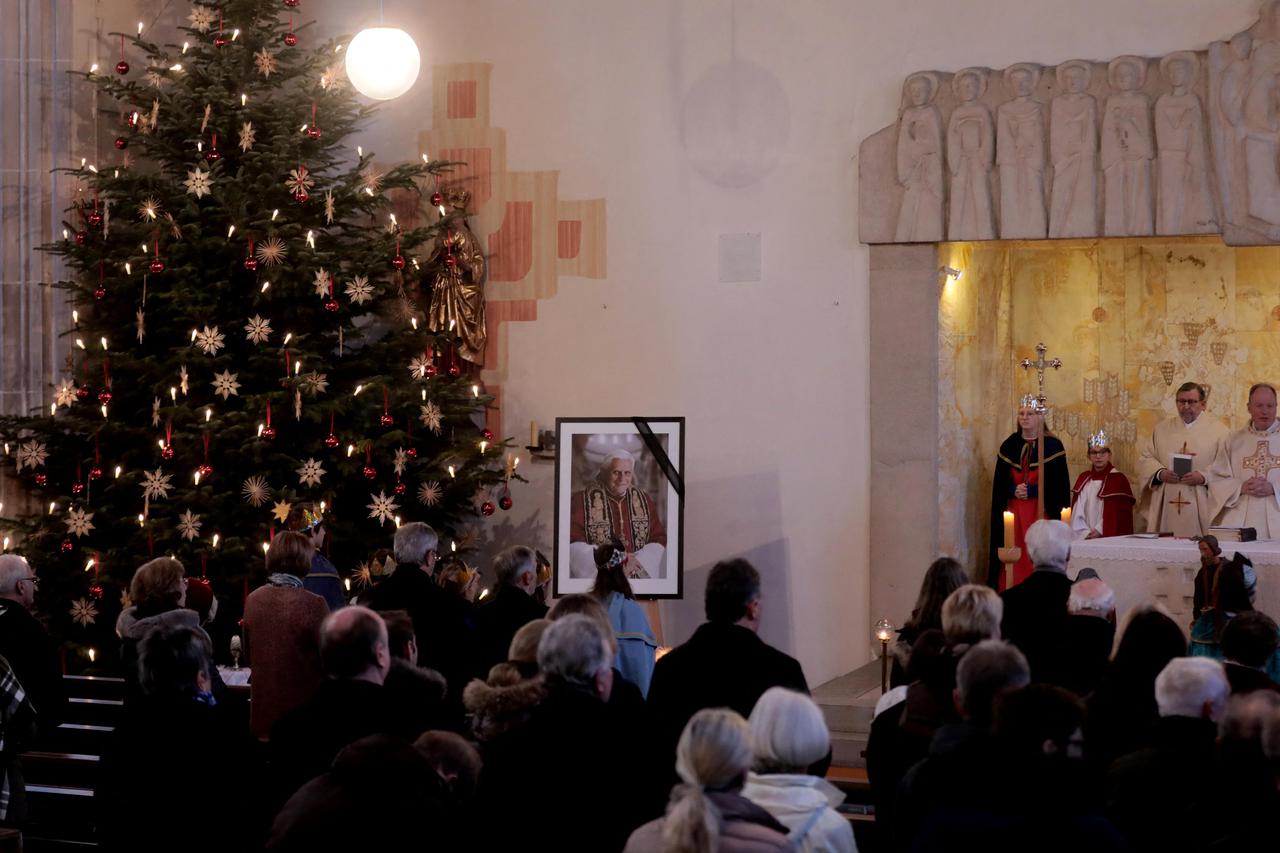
344,27,421,101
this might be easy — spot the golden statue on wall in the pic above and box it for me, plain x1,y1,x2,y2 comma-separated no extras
426,186,487,366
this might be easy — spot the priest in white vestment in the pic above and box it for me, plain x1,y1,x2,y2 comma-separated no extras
1137,382,1230,537
1214,384,1280,538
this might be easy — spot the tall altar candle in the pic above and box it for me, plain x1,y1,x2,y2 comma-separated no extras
530,420,538,448
1002,511,1015,549
1060,507,1072,524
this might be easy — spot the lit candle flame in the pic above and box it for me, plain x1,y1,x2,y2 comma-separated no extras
227,225,236,239
262,542,270,555
205,407,212,422
182,42,189,54
89,63,98,73
114,466,122,478
137,21,143,34
1,538,9,551
88,648,96,663
212,534,220,548
478,587,490,601
271,209,279,221
346,444,355,457
257,423,264,437
344,577,351,591
193,470,201,485
50,403,57,415
394,516,401,528
410,318,418,330
75,338,85,350
169,63,182,72
283,332,292,345
479,441,488,453
354,384,363,396
124,262,131,274
48,502,56,514
158,440,166,450
101,405,108,418
261,281,270,292
170,387,177,401
100,337,108,350
241,93,247,106
85,559,95,572
447,465,455,478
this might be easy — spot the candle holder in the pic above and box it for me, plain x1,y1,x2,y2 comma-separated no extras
997,546,1022,590
873,618,896,693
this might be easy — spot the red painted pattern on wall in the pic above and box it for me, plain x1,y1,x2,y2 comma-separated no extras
557,221,582,259
488,201,534,282
447,80,478,119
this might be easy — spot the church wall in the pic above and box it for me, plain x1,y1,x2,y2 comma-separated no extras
64,0,1261,684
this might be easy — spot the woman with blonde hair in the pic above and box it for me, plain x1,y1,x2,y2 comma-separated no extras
624,708,789,853
743,688,857,852
243,530,328,738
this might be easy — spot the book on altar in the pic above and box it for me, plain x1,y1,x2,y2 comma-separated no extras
1208,527,1257,542
1172,454,1194,477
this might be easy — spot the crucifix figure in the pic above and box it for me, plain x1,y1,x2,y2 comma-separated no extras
1019,342,1064,523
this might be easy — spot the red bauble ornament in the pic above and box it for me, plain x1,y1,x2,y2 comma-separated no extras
284,0,301,6
283,32,298,46
430,192,443,206
86,211,103,227
481,501,496,517
161,445,174,460
405,447,417,459
390,255,405,270
499,495,513,511
262,426,277,440
214,35,229,47
307,127,322,140
198,463,213,477
115,136,128,150
482,428,494,441
98,389,113,405
76,385,90,400
115,60,130,75
425,364,438,379
243,257,258,271
71,482,85,496
362,465,377,480
323,433,339,448
34,474,47,486
74,231,87,244
379,413,394,427
149,259,166,274
94,286,107,300
443,255,457,269
447,363,461,379
294,188,309,203
394,481,406,495
88,466,103,480
324,299,339,313
61,539,73,553
205,147,222,163
89,584,104,600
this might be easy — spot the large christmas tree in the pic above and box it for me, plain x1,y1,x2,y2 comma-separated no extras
0,0,513,660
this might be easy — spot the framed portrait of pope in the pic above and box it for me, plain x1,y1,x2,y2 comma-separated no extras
554,417,684,598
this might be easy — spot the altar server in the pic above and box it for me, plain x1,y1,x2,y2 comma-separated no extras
1071,431,1135,539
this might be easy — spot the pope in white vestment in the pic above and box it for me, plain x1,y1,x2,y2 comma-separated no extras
1137,384,1230,537
1213,385,1280,538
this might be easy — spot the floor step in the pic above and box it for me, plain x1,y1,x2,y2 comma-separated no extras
22,751,100,789
46,723,112,756
61,675,125,702
26,784,95,843
64,697,124,727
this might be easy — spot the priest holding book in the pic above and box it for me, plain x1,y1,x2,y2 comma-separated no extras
1137,381,1230,537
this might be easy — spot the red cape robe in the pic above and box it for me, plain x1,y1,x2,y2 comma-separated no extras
1070,464,1135,537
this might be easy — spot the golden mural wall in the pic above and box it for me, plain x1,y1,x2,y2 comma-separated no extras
938,236,1280,570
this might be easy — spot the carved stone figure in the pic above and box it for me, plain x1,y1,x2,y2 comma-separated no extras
1154,52,1218,235
1240,2,1280,230
1049,60,1099,237
1215,32,1252,225
894,72,945,243
947,68,996,240
997,63,1048,238
1102,56,1155,236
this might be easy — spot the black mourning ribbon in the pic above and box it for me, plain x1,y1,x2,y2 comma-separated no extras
632,417,683,499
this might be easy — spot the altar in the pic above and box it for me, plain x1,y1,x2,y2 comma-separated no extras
1067,536,1280,628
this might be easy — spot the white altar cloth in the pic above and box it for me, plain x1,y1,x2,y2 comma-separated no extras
1067,537,1280,627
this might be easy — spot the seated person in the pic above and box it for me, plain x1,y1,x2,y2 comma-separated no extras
1220,611,1280,694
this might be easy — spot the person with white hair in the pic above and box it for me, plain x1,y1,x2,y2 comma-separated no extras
568,447,668,580
1106,657,1230,853
741,688,857,852
481,615,657,851
1058,576,1118,696
0,553,65,737
999,520,1075,683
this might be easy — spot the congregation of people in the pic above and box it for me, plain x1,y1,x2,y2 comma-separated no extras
0,516,857,853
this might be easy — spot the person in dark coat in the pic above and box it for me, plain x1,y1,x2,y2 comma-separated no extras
269,607,397,804
647,558,809,777
363,522,474,694
1105,657,1230,853
478,615,654,852
1221,611,1280,694
1000,520,1074,683
379,609,458,735
1057,576,1117,696
266,734,476,853
285,505,345,612
0,555,65,741
96,624,260,853
472,546,548,677
1084,606,1188,772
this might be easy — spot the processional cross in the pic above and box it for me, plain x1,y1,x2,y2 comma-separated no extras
1019,343,1064,524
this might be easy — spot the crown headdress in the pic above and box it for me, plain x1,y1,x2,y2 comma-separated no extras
1088,429,1109,450
1019,393,1045,412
